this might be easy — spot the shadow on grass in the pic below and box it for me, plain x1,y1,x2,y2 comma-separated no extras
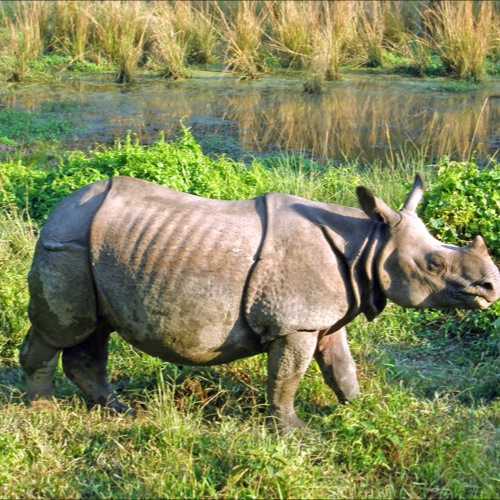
0,364,25,405
2,328,496,423
371,330,499,406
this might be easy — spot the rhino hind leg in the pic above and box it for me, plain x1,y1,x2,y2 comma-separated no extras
20,327,61,401
266,330,318,433
314,327,359,403
61,323,132,414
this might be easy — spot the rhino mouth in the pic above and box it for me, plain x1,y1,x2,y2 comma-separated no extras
442,289,495,310
472,295,494,310
450,280,499,310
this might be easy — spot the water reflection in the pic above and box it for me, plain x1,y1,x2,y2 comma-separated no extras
1,71,499,164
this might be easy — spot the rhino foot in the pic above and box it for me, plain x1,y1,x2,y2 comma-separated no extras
267,411,306,435
93,396,136,416
314,327,360,403
60,324,130,413
20,327,61,403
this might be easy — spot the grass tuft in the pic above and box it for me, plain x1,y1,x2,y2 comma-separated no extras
217,1,267,79
425,1,496,82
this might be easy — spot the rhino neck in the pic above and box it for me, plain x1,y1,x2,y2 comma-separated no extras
358,223,387,321
321,220,387,327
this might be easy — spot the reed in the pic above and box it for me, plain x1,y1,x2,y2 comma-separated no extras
217,1,267,79
310,1,358,81
87,1,149,83
425,0,495,82
148,2,190,80
266,1,314,70
50,1,92,63
397,33,433,77
0,1,497,82
357,0,387,68
0,1,49,81
171,2,218,65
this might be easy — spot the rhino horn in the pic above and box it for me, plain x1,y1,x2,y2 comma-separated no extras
356,185,401,226
402,173,425,212
467,235,490,258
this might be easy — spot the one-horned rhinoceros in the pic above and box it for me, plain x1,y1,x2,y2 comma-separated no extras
20,174,500,431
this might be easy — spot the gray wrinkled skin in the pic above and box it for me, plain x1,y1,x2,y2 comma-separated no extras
20,174,500,432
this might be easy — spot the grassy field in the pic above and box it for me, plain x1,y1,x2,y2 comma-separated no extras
0,127,499,497
0,1,499,83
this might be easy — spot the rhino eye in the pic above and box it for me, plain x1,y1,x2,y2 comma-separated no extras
428,254,446,273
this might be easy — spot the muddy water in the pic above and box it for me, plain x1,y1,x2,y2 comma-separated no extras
2,70,499,164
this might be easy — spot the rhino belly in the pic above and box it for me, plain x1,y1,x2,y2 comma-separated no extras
90,190,264,365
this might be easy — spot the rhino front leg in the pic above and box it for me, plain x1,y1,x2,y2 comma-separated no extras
314,327,359,403
20,327,61,401
61,323,132,414
266,330,318,433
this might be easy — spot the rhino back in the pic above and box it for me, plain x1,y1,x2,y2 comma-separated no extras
90,177,265,364
40,178,112,251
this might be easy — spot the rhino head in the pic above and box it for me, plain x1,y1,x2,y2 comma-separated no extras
357,174,500,310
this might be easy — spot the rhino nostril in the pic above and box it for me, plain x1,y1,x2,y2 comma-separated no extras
481,282,494,291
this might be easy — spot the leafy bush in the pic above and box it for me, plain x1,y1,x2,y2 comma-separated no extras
420,158,500,260
416,159,500,351
0,125,364,224
0,126,266,223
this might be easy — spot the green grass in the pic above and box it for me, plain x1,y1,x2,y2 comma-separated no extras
0,107,77,146
0,131,499,497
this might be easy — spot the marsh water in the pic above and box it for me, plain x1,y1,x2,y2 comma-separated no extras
2,70,500,164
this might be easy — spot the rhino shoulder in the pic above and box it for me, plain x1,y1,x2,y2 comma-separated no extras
244,193,388,343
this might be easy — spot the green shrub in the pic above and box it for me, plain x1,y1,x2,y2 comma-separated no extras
415,159,500,357
0,126,268,223
0,126,365,224
420,158,500,260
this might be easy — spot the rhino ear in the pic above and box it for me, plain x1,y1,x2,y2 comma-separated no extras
356,185,400,226
402,173,425,212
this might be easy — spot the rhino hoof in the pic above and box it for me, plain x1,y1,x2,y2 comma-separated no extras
95,397,136,416
266,414,306,435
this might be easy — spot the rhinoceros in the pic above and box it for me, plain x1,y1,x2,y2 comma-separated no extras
20,174,500,431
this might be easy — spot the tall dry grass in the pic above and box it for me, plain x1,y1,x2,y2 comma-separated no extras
425,0,496,81
0,1,50,81
50,1,93,63
310,1,359,81
266,1,315,70
88,1,149,83
171,1,218,65
357,0,387,68
217,1,267,79
0,1,499,82
148,2,190,80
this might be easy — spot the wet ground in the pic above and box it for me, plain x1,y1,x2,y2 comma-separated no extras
1,70,499,164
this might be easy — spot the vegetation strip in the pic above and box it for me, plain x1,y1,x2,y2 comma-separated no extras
0,1,499,83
